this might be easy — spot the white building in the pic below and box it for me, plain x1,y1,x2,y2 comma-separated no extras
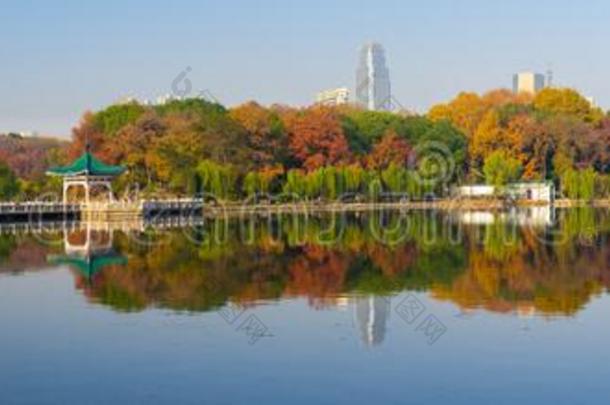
455,182,555,204
513,72,546,94
315,88,350,106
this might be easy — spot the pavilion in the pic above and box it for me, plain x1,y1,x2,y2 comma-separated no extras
46,149,125,205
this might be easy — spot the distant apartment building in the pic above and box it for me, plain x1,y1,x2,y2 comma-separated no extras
315,87,350,106
513,72,546,94
356,42,391,111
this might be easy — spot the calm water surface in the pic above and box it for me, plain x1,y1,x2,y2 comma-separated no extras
1,208,610,404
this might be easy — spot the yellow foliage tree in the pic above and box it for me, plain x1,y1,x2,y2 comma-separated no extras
534,87,603,123
471,110,504,163
428,89,532,140
428,92,486,138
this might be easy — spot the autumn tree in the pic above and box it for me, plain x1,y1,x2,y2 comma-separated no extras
287,107,351,171
534,88,603,123
229,101,289,169
114,112,167,188
0,134,66,181
428,92,486,137
366,129,412,170
429,89,532,140
471,110,504,163
149,112,206,190
68,112,109,161
545,115,591,174
585,118,610,173
481,88,532,109
472,111,531,173
518,116,554,180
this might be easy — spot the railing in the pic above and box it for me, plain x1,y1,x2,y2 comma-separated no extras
0,215,206,235
0,202,82,214
0,198,205,217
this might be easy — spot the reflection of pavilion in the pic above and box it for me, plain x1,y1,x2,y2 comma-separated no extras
353,296,390,347
48,224,127,280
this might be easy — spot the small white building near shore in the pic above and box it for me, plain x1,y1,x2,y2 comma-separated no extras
455,182,555,203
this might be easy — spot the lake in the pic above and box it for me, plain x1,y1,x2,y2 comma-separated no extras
1,207,609,404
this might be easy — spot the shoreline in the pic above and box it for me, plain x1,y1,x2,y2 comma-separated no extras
205,198,610,217
1,198,608,224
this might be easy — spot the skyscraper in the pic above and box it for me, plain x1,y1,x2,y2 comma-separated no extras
513,72,546,94
356,42,391,111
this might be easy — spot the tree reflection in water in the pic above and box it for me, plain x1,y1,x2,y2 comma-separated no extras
0,207,608,319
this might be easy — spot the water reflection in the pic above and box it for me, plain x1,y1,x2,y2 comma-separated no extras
353,296,390,346
48,225,127,281
0,207,609,322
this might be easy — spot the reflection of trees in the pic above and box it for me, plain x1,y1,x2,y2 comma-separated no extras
0,235,56,273
1,209,610,317
0,234,17,261
433,212,610,316
66,210,610,315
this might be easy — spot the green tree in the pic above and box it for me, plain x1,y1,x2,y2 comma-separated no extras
93,102,146,138
483,150,523,188
0,163,19,200
561,168,596,200
283,170,307,198
196,160,235,199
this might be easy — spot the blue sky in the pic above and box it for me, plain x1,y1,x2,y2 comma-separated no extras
1,0,609,136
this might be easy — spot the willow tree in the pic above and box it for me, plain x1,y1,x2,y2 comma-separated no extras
196,160,235,200
483,150,522,189
283,169,307,198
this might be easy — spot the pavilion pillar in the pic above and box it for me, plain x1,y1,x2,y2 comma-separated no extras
106,182,114,203
84,180,90,206
63,181,69,205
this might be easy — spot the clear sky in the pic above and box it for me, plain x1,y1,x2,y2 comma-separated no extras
1,0,609,137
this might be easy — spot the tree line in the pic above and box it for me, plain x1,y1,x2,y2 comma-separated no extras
64,97,467,200
1,87,610,201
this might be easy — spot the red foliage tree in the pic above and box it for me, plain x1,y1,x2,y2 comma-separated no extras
0,134,66,180
67,112,112,161
286,107,351,171
366,129,412,170
586,118,610,172
229,101,289,169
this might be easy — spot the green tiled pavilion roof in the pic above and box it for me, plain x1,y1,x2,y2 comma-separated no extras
46,152,125,177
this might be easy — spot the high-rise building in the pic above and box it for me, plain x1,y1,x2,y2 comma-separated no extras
315,87,350,106
356,42,391,111
513,72,546,94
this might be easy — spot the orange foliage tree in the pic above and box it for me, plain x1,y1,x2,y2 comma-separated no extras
286,106,352,171
229,101,289,169
366,129,412,170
